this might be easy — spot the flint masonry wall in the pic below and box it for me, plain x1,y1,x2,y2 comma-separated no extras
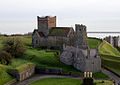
60,46,101,72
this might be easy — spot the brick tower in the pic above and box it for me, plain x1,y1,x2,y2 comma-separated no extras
37,16,56,36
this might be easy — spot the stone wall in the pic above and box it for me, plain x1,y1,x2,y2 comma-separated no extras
8,65,35,81
104,36,120,47
35,67,82,77
19,67,35,81
60,46,101,73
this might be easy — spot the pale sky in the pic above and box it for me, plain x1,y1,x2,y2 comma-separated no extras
0,0,120,34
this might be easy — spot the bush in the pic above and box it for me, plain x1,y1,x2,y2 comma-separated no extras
3,37,26,58
0,51,12,65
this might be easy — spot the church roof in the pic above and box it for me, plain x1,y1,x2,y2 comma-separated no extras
33,29,45,37
49,27,73,37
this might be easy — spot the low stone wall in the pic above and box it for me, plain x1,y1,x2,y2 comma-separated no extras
4,79,17,85
35,67,82,77
19,67,35,81
8,64,35,81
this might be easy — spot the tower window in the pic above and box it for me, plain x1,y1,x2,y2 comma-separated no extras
36,40,38,44
94,55,97,58
86,56,88,59
79,29,81,31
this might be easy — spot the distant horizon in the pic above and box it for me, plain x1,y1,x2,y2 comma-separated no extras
0,31,119,39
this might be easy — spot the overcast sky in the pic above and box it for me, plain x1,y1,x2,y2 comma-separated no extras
0,0,120,34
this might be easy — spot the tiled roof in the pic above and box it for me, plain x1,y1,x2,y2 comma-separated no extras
49,27,72,37
33,29,45,37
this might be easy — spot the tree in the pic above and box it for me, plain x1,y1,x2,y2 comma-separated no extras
3,37,26,58
0,51,12,65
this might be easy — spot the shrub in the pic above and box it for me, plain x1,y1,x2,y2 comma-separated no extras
3,37,26,58
0,51,12,65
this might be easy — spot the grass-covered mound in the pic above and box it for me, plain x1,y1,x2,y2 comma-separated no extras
0,64,13,85
99,41,120,56
99,41,120,75
30,78,113,85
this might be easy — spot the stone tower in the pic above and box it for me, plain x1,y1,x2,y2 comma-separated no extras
75,24,88,49
37,16,56,36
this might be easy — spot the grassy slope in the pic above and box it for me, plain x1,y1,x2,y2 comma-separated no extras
88,37,102,48
30,78,113,85
99,41,120,56
23,47,79,72
0,64,13,85
99,40,120,75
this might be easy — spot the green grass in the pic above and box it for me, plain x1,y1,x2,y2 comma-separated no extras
93,72,109,79
0,36,7,49
95,80,113,85
0,64,13,85
102,58,120,75
19,35,32,46
16,63,35,72
30,78,82,85
0,35,32,49
30,78,113,85
88,37,102,48
23,47,79,72
99,41,120,75
99,41,120,56
8,59,34,72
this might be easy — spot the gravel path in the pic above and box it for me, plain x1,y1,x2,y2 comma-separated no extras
102,68,120,85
